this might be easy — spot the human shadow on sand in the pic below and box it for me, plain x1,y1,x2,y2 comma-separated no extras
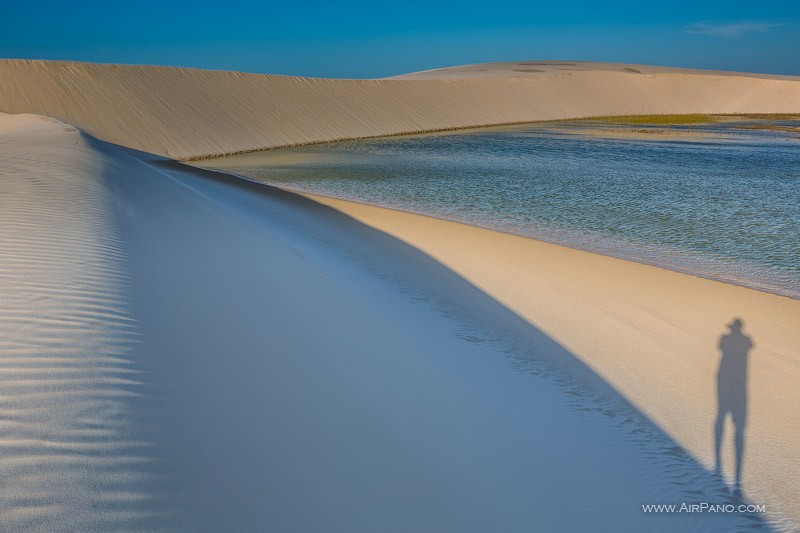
714,317,754,497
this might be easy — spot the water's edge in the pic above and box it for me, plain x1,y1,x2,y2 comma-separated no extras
201,119,800,300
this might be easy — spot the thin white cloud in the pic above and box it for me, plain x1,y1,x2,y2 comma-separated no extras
686,22,784,38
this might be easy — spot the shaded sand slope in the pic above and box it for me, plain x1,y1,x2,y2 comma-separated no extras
0,113,778,531
301,191,800,530
1,59,799,159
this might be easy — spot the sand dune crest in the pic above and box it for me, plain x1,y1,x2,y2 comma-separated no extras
1,59,799,159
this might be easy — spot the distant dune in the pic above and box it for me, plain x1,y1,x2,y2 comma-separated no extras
1,59,799,159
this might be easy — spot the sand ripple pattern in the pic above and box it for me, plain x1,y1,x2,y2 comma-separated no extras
0,122,150,530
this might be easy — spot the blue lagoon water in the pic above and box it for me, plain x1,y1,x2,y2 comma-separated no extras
207,120,800,298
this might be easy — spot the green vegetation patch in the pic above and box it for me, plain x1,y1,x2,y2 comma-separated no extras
725,113,800,121
582,114,718,125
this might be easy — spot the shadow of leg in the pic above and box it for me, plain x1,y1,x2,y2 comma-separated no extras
714,408,725,475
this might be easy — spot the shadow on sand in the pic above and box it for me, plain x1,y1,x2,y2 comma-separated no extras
101,146,774,531
715,317,754,497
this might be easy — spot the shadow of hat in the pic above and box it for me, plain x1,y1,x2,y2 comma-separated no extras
727,318,743,330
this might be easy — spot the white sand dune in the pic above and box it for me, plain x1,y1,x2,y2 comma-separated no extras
389,60,800,80
2,112,792,531
1,58,799,530
0,115,152,530
1,59,799,159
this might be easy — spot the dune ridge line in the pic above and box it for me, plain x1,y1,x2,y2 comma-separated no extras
1,59,799,160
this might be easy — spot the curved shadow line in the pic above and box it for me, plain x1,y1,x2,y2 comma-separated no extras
107,147,774,530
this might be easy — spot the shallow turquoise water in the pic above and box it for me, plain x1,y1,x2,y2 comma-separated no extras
208,121,800,298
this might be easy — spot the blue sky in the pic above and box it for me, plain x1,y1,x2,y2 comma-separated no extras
2,1,798,77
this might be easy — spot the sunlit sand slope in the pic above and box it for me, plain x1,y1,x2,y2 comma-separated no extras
1,59,799,159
